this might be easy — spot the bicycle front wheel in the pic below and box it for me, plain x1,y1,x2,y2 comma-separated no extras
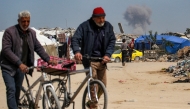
51,78,67,108
42,86,61,109
82,80,108,109
19,86,34,109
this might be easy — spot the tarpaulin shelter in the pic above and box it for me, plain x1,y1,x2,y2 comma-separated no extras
135,35,190,54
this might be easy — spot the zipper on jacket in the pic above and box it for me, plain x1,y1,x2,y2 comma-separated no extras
89,32,94,56
26,34,32,52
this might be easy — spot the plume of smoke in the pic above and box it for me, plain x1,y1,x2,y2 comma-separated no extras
124,5,152,34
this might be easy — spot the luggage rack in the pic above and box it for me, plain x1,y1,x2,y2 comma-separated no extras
37,56,76,77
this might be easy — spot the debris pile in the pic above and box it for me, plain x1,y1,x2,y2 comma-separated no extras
142,54,178,62
177,46,190,58
166,59,190,78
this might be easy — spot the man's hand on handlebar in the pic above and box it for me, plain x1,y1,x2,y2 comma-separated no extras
102,55,110,64
48,60,57,66
74,53,110,64
19,64,29,73
75,52,82,61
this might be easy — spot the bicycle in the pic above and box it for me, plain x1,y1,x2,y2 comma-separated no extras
19,66,61,109
50,55,108,109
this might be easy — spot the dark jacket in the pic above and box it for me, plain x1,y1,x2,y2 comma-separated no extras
0,24,50,76
71,18,116,67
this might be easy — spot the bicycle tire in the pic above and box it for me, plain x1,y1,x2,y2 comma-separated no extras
51,78,67,108
42,86,61,109
19,86,34,109
82,80,108,109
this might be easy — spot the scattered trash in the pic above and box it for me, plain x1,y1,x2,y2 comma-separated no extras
165,59,190,81
150,83,158,85
118,80,126,84
125,99,136,102
184,89,190,91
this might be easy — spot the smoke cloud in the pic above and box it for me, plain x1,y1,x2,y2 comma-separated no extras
124,5,152,34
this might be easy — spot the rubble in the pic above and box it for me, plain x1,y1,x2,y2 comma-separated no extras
165,58,190,80
141,54,178,62
177,46,190,58
137,45,190,81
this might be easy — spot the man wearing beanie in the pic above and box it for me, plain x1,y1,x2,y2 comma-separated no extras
71,7,116,108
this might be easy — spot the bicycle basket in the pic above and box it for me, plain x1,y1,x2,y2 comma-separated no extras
37,56,76,76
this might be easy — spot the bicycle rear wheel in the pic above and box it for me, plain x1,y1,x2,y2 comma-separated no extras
82,80,108,109
19,86,34,109
42,86,61,109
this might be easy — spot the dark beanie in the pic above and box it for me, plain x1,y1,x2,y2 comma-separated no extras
92,7,106,17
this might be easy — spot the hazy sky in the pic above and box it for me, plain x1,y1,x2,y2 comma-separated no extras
0,0,190,35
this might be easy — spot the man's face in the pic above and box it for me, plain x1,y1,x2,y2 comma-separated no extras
93,16,105,27
18,17,30,31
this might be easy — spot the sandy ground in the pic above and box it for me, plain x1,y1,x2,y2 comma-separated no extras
1,62,190,109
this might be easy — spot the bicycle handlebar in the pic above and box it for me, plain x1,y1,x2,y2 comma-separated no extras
27,66,36,70
27,66,47,71
82,54,103,61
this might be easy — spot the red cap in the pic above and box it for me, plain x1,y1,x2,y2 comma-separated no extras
92,7,106,17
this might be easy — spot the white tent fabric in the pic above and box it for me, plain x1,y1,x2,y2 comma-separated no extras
30,27,58,64
43,30,59,36
0,32,3,51
30,27,55,46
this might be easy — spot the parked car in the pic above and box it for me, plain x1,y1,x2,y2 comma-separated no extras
111,49,143,62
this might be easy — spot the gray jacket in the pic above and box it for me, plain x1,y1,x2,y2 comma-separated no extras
0,24,50,76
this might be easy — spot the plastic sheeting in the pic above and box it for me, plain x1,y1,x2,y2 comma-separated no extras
135,35,190,54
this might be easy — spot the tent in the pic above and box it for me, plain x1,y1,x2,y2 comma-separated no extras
0,32,3,51
135,35,190,54
30,27,55,46
30,27,58,63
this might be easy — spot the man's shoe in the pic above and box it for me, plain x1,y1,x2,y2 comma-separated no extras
122,63,125,66
86,101,98,109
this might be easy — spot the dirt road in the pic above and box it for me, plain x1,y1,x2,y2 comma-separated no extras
1,62,190,109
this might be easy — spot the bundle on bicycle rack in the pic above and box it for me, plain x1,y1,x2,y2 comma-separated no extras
37,56,76,76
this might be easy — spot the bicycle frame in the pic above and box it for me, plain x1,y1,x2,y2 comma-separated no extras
20,72,55,109
62,66,98,106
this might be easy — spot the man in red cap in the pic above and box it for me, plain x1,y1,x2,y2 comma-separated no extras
71,7,116,108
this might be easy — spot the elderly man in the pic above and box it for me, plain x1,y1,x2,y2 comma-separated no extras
71,7,116,108
0,10,56,109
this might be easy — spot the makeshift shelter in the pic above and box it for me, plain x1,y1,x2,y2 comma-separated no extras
135,35,190,54
30,27,58,60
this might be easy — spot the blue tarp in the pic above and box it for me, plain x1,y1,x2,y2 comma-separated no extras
135,35,190,54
